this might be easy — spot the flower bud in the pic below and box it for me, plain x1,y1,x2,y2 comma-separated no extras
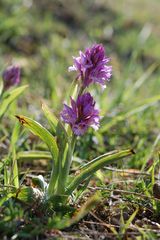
2,65,20,89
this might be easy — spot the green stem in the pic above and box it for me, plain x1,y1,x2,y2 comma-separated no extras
54,147,68,194
47,154,61,197
78,84,85,96
55,82,85,195
65,135,76,174
66,149,134,195
56,135,76,194
47,168,57,197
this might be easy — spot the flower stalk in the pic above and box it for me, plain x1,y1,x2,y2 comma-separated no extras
59,134,76,192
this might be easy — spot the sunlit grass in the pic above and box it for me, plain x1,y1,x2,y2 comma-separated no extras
0,0,160,239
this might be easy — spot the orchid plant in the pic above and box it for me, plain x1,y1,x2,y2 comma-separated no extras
0,65,27,190
15,44,134,205
0,65,27,120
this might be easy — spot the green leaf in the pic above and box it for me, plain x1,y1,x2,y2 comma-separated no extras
16,115,59,164
0,85,28,118
17,150,52,161
42,102,69,143
42,102,58,133
42,102,70,196
0,193,14,206
66,149,134,194
10,123,20,188
80,150,121,170
4,165,9,185
32,175,48,191
16,186,44,204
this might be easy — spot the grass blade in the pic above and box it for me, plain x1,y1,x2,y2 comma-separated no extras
101,94,160,133
121,207,139,235
0,85,28,118
10,123,20,188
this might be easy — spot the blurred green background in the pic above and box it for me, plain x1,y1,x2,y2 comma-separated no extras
0,0,160,168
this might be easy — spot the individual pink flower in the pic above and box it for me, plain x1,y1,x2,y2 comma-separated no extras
69,44,112,88
60,93,100,136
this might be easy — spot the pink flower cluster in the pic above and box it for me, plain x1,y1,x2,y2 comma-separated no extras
69,44,112,88
61,44,112,136
61,93,99,136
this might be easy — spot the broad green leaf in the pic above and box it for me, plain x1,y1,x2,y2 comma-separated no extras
80,150,120,170
0,85,28,118
16,186,44,204
16,115,59,164
66,149,134,194
32,175,48,191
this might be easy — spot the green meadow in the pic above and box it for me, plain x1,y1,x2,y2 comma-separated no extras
0,0,160,239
